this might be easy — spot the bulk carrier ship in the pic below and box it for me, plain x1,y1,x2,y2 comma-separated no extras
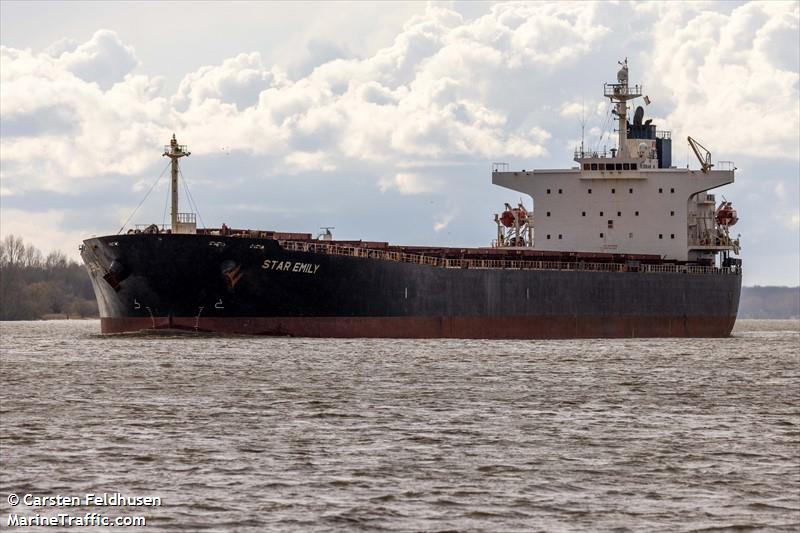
81,60,742,338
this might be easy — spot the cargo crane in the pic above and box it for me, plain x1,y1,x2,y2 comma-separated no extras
687,136,713,173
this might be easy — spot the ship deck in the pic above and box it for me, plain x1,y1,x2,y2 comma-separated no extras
164,227,741,275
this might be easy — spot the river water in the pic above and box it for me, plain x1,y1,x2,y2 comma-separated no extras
1,320,798,532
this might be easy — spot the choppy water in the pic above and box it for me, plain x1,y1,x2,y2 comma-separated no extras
1,320,798,532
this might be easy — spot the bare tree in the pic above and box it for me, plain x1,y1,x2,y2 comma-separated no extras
0,234,26,266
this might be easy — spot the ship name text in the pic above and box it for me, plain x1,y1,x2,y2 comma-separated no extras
261,259,320,274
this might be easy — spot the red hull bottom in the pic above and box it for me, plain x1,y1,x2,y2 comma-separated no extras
100,316,736,338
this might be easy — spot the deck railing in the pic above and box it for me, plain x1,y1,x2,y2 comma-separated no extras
278,241,738,275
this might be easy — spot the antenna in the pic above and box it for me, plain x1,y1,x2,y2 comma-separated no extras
579,97,586,157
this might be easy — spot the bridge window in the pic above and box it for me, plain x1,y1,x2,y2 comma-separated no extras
632,163,638,170
623,163,631,170
591,163,598,171
599,163,605,170
583,163,590,170
616,163,623,171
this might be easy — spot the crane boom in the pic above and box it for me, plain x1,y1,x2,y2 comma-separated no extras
687,136,713,173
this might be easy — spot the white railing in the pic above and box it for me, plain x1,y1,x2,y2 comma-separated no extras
278,241,738,275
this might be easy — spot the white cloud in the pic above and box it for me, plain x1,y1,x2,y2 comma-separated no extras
379,172,441,195
646,1,800,159
434,209,456,232
59,29,139,89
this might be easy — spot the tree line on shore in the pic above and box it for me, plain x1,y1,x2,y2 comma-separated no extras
0,235,98,320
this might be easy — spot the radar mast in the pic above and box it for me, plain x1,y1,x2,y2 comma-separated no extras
603,58,642,158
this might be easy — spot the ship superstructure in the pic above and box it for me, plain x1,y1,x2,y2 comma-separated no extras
80,60,742,338
492,59,739,267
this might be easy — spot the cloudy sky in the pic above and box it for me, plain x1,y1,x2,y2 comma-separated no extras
1,1,798,286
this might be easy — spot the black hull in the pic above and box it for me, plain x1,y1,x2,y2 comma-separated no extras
81,234,742,338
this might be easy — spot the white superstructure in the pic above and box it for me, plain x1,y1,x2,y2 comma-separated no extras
492,60,740,265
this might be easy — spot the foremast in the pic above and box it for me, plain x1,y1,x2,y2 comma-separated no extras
162,134,196,234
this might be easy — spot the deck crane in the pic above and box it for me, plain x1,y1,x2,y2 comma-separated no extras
687,136,713,173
